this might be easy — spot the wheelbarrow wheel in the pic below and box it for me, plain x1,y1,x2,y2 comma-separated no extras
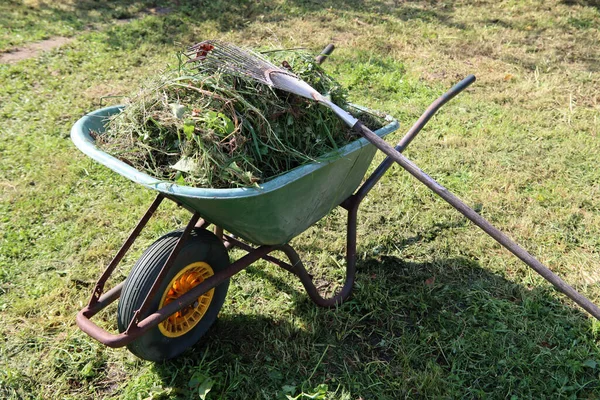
117,228,230,361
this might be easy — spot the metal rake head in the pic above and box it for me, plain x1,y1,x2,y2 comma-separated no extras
185,40,292,86
185,39,323,100
185,39,358,127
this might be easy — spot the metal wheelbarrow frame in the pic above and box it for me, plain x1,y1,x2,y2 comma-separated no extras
71,101,406,356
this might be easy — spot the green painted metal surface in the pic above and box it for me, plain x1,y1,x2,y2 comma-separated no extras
71,106,399,245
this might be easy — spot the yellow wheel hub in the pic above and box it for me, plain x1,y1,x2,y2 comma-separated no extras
158,261,215,338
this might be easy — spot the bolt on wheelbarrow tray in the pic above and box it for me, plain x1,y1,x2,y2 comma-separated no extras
72,105,399,245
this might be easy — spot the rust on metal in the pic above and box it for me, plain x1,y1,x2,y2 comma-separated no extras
126,212,202,332
88,193,165,307
77,244,275,347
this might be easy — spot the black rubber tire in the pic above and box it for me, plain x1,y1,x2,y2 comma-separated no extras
117,228,230,362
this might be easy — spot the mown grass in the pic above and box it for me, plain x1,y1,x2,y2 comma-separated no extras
1,0,600,398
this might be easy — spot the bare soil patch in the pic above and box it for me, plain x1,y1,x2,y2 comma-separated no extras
0,36,73,64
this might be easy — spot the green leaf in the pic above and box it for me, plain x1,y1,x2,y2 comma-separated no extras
169,103,186,119
218,112,235,134
188,372,207,389
285,384,328,400
227,161,243,174
188,371,214,399
583,359,597,369
183,120,195,140
174,171,186,185
281,385,296,394
304,384,328,399
198,378,214,400
80,361,95,378
268,369,283,381
205,110,218,120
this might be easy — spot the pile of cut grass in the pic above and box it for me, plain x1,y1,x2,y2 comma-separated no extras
99,48,384,188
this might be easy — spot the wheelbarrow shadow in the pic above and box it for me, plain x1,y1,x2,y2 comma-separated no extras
150,251,600,397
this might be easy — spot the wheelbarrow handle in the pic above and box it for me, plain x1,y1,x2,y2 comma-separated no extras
353,119,600,320
315,44,335,65
356,75,476,202
401,74,476,146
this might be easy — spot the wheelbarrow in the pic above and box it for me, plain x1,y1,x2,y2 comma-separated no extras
71,56,600,362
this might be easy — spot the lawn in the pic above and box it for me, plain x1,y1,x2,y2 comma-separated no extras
1,0,600,398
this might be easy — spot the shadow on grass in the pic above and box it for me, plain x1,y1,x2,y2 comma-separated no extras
562,0,600,8
148,249,600,398
5,0,461,32
3,0,462,51
11,0,600,73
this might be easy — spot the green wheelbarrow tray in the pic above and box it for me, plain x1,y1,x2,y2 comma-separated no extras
71,105,399,245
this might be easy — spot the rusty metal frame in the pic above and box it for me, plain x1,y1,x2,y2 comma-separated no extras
76,191,362,347
76,195,277,347
216,74,477,307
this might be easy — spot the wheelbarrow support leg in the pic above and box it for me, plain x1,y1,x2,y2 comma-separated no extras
303,74,478,307
222,211,359,307
277,203,359,307
88,193,165,307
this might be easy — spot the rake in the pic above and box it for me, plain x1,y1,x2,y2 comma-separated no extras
185,39,600,320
